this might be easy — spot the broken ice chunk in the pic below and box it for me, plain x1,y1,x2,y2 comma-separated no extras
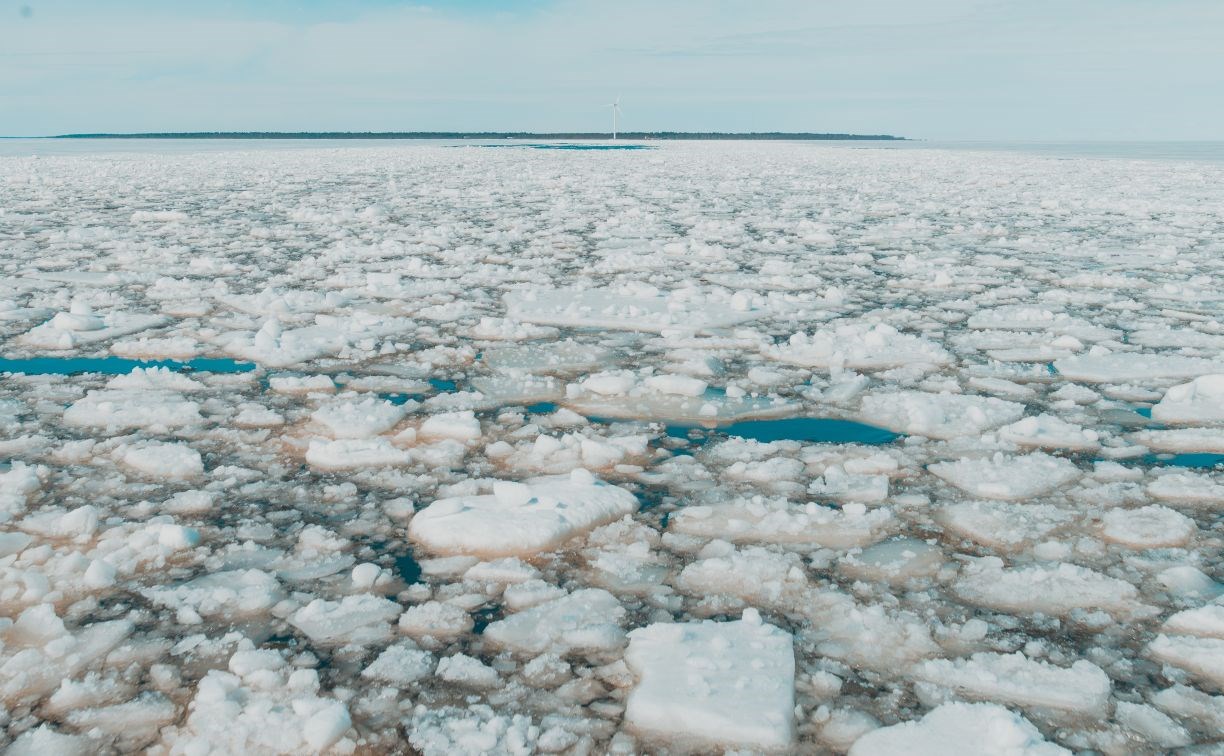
1151,374,1224,424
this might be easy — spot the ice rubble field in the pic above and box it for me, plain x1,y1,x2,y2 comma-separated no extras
1,141,1224,755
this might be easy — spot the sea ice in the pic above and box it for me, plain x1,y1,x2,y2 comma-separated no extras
5,139,1223,753
623,609,796,751
848,702,1068,755
1152,374,1224,424
505,287,762,334
409,469,638,557
929,452,1080,500
1053,353,1224,383
483,589,626,655
858,391,1024,439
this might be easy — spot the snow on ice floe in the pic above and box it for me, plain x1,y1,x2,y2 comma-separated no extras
63,389,203,432
1098,504,1196,548
483,588,626,655
669,496,894,548
481,340,614,374
1148,470,1224,506
21,301,168,350
1151,374,1224,424
309,394,407,438
409,469,638,557
930,452,1080,500
562,370,797,424
858,390,1024,439
142,569,285,623
305,438,411,471
0,462,43,522
1132,427,1224,453
765,321,951,370
1053,352,1224,383
848,702,1068,756
997,414,1100,451
913,652,1112,717
505,286,762,334
623,609,795,752
936,500,1078,552
6,141,1224,752
218,319,349,367
953,557,1156,619
158,646,354,754
112,441,204,480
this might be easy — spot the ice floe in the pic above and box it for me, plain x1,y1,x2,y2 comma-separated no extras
409,470,638,557
623,609,796,752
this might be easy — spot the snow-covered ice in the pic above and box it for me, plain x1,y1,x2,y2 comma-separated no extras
623,609,796,751
408,470,638,557
3,140,1223,753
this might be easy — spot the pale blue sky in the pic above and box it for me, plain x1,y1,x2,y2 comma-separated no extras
3,0,1222,139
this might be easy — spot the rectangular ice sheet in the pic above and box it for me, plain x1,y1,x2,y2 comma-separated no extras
623,609,796,752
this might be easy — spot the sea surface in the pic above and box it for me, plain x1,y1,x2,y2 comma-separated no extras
3,137,1224,163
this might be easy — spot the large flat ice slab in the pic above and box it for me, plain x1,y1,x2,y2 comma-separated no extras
1053,353,1224,383
505,288,763,333
913,652,1111,716
1132,427,1224,453
63,389,203,432
483,588,626,655
668,496,894,548
953,557,1156,619
858,391,1024,440
765,321,951,370
408,469,638,557
564,375,798,425
848,702,1069,756
624,609,796,752
929,452,1080,500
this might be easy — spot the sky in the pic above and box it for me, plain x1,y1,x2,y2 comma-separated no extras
2,0,1223,140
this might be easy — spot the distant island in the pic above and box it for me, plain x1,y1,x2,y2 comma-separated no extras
53,131,906,141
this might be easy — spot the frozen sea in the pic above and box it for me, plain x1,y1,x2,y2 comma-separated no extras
1,138,1224,754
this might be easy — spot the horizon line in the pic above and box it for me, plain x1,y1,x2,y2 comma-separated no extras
34,130,910,141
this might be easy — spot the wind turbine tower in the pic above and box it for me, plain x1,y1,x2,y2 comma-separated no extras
607,96,621,140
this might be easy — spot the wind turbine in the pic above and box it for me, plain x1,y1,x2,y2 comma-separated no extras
606,96,621,140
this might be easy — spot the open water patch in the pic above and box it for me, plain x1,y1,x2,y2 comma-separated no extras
586,414,900,445
0,356,256,375
1150,452,1224,469
711,417,901,444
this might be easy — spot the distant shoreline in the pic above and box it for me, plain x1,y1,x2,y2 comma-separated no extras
49,131,907,141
